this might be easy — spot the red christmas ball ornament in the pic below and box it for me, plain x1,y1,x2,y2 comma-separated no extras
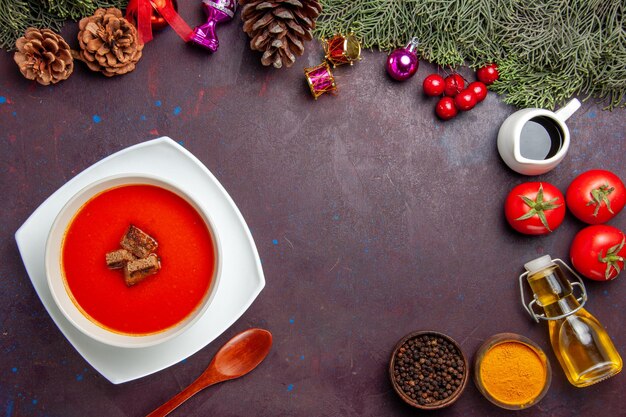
477,63,499,85
454,89,477,111
126,0,178,31
422,74,445,96
443,74,465,97
468,81,487,102
436,97,457,120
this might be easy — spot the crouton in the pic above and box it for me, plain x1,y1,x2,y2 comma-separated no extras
123,254,161,286
120,225,158,258
105,249,136,269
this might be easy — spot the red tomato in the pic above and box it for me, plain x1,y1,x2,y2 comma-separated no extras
477,64,499,85
423,74,445,96
454,89,477,111
444,74,465,97
570,225,625,281
566,170,625,224
435,96,457,120
504,182,566,235
468,81,487,102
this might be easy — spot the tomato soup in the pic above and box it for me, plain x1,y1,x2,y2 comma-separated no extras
61,184,216,335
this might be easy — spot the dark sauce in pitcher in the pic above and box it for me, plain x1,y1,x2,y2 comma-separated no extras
519,116,563,160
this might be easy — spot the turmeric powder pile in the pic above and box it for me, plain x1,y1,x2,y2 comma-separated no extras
480,341,547,406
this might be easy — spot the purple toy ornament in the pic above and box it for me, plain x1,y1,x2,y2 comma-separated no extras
189,0,237,52
386,38,420,81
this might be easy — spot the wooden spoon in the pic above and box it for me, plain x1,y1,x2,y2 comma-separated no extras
146,328,273,417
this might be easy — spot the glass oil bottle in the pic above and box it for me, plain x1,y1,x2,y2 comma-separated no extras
519,255,622,387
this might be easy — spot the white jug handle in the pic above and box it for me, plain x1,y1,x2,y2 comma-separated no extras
554,98,581,122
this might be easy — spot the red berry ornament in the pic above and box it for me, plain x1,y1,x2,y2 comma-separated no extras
468,81,487,102
444,74,465,97
477,64,499,85
436,97,457,120
454,89,477,111
423,74,445,96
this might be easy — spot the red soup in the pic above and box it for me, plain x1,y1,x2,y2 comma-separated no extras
61,184,216,335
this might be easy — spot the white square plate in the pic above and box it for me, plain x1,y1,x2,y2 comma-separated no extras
15,137,265,384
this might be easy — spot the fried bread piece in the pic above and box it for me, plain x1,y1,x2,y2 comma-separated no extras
123,254,161,286
120,225,158,258
105,249,136,269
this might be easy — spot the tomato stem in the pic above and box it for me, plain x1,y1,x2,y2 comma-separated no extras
514,183,562,232
587,184,615,217
598,237,625,280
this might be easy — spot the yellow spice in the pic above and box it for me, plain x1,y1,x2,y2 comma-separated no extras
480,341,546,406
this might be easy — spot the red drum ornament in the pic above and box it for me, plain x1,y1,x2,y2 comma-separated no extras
322,33,362,67
304,62,337,100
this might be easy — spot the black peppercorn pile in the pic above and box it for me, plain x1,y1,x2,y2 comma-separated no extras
392,334,465,406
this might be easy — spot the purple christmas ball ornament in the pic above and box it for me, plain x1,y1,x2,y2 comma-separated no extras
386,38,420,81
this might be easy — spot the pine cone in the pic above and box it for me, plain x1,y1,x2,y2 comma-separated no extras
240,0,322,69
14,28,74,85
77,8,143,77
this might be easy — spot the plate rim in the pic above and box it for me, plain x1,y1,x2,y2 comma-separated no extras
15,137,265,383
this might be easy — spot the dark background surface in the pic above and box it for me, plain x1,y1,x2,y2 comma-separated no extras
1,3,625,416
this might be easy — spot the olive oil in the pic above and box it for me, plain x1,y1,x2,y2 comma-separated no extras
525,259,622,387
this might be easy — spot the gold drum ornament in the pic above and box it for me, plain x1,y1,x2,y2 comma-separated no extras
322,33,361,67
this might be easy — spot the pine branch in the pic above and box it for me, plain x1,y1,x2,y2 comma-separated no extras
315,0,626,110
0,0,128,50
0,0,32,49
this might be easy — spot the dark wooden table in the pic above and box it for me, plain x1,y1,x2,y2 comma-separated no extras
1,5,624,416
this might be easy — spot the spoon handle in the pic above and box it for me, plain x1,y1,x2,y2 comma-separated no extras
146,379,216,417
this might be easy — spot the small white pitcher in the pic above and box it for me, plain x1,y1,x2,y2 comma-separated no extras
497,99,581,176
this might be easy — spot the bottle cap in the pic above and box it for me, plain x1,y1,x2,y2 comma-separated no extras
524,255,555,275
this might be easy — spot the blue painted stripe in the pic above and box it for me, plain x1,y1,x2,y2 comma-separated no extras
6,399,14,417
